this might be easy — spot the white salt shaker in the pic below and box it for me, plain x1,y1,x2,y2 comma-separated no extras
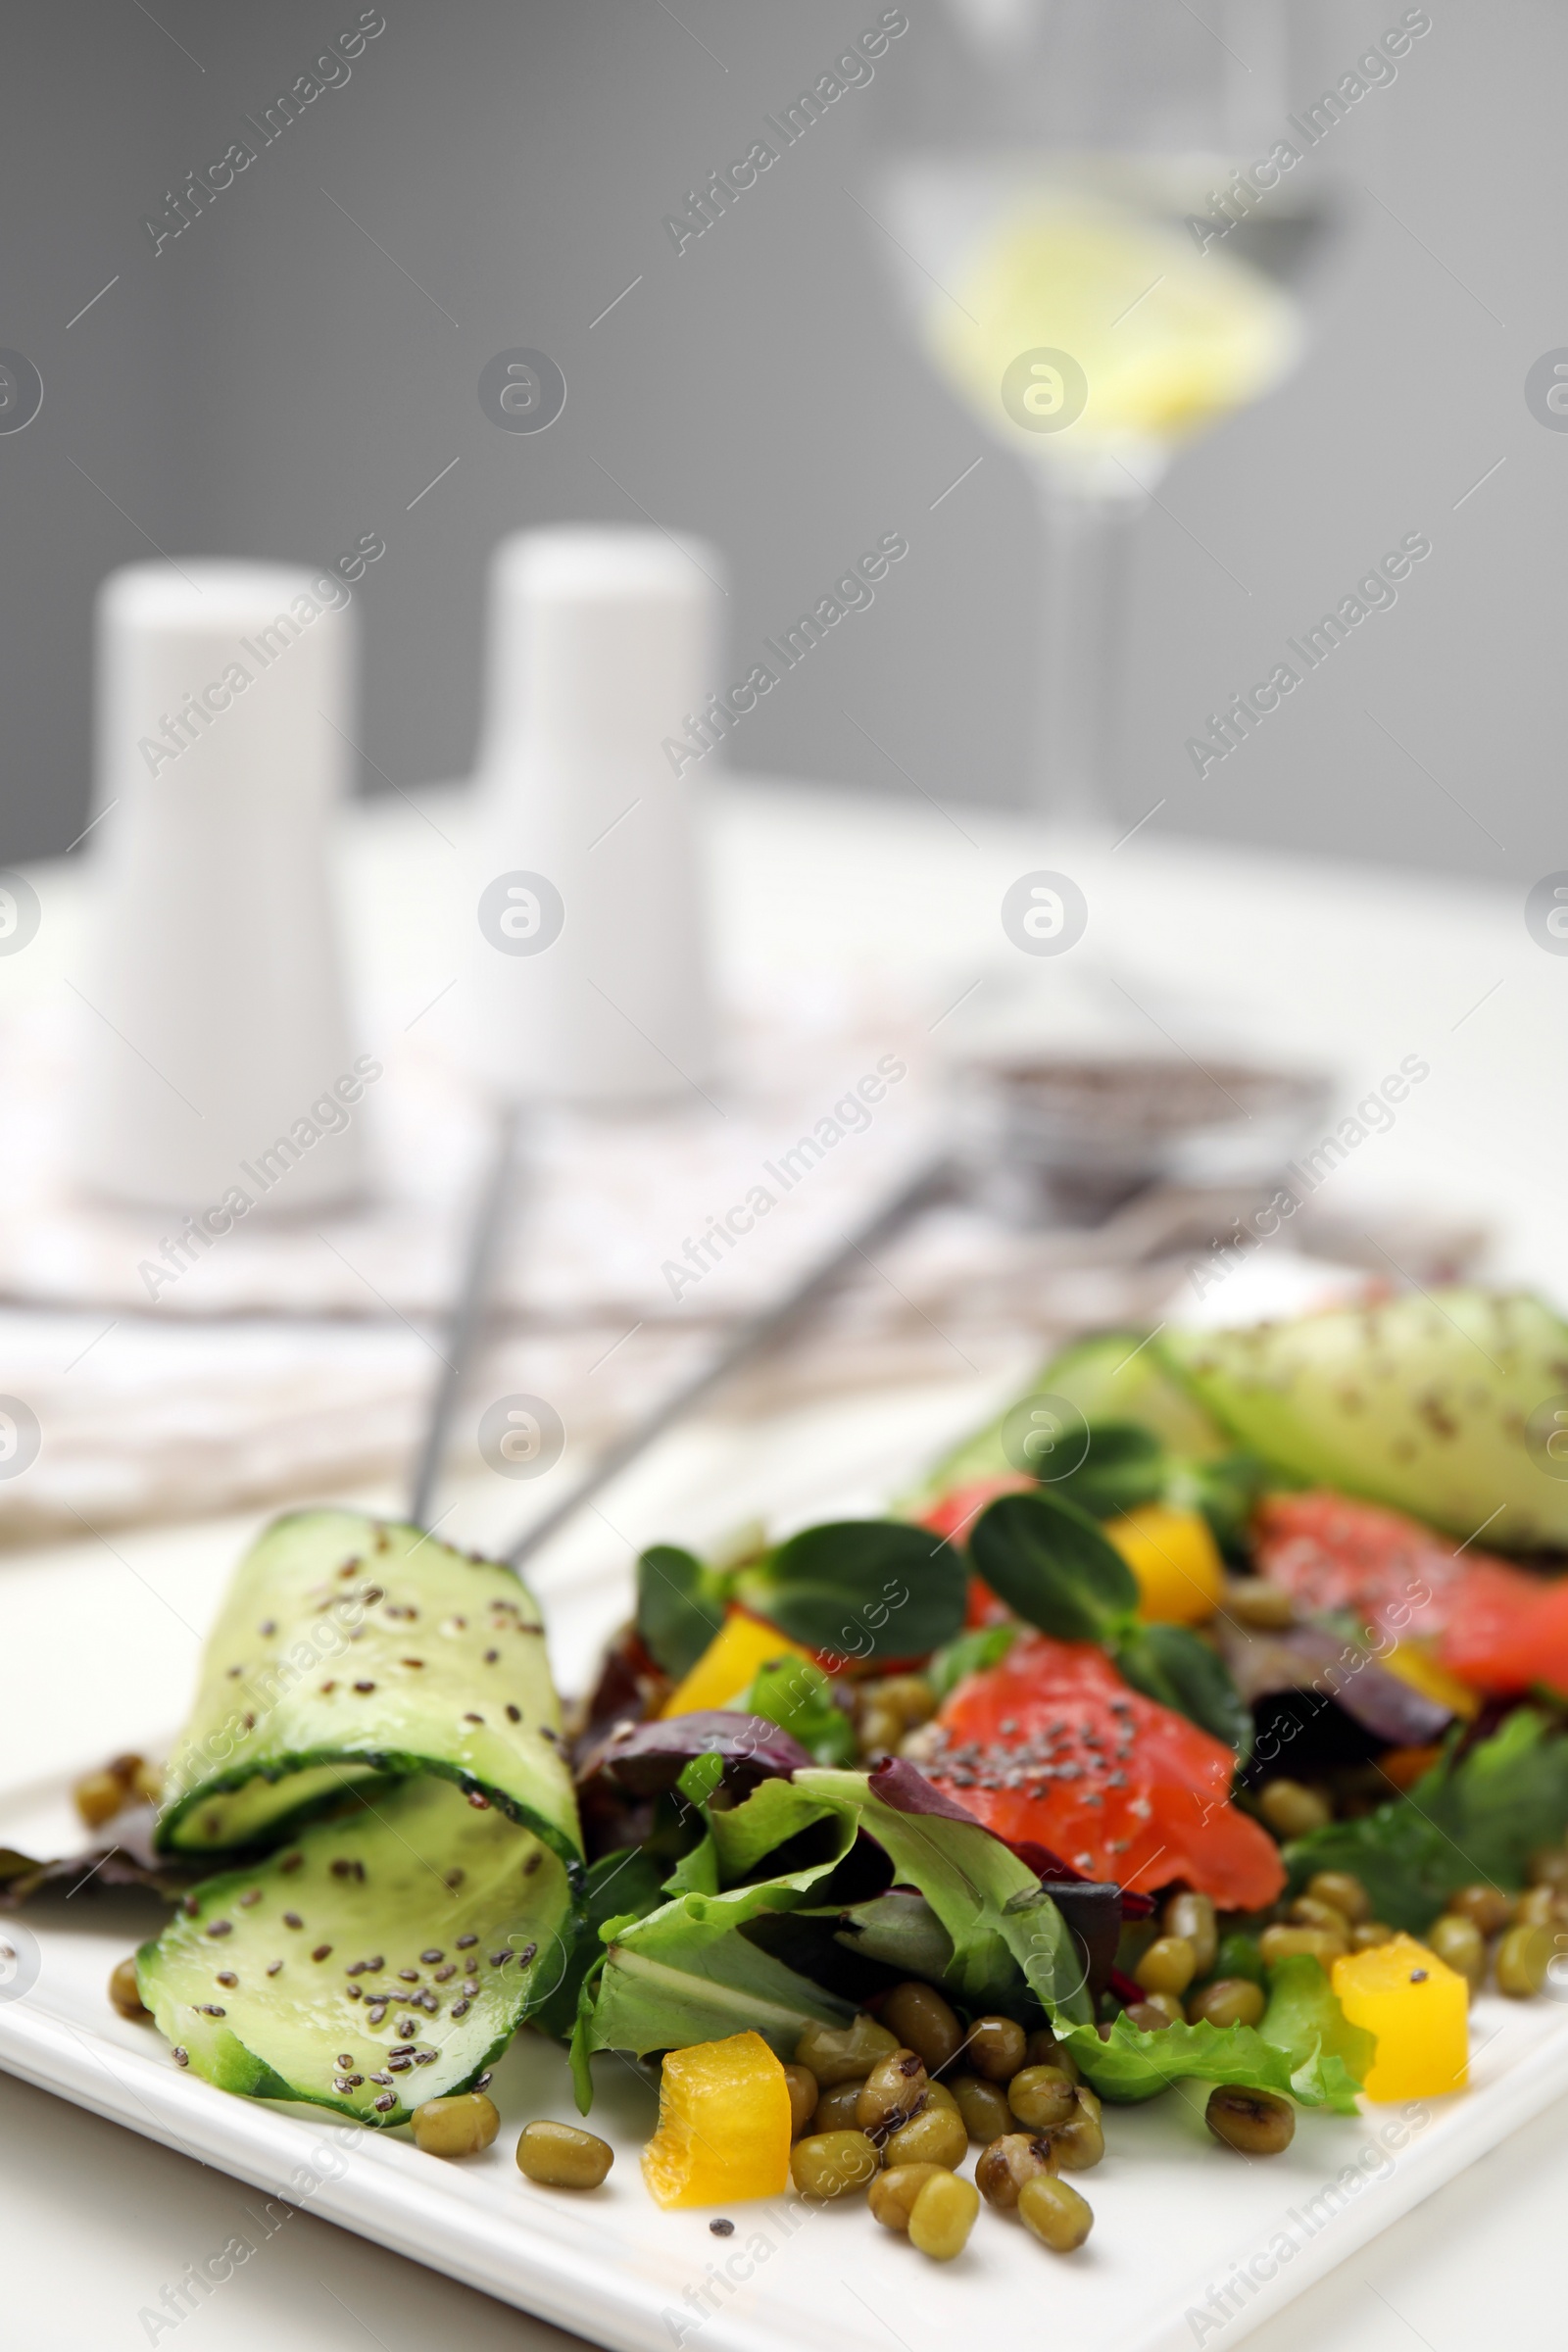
466,527,718,1105
73,560,367,1215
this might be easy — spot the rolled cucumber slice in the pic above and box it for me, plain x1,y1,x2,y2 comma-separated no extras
156,1510,580,1862
1026,1329,1229,1455
1160,1289,1568,1550
904,1328,1226,1512
137,1777,574,2124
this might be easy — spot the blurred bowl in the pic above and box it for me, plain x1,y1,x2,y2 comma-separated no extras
960,1049,1334,1221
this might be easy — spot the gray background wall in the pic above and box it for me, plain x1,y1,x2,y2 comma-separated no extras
0,1,1557,878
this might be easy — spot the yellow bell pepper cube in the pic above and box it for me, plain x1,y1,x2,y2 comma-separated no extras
1332,1934,1468,2101
1378,1642,1481,1720
661,1612,813,1719
1106,1505,1225,1626
643,2031,793,2208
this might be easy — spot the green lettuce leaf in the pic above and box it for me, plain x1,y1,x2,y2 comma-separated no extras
571,1780,860,2102
532,1846,667,2043
1261,1953,1376,2088
1061,2015,1361,2114
832,1889,956,1984
738,1655,858,1766
793,1769,1092,2022
675,1752,725,1811
1062,1956,1370,2115
571,1768,1095,2107
573,1898,855,2089
661,1777,860,1906
1283,1707,1568,1931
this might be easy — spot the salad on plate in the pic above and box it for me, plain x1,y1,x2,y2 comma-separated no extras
17,1285,1568,2266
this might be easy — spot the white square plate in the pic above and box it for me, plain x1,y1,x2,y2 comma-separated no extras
4,1434,1568,2352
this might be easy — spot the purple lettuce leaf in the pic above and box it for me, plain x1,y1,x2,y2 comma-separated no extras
576,1710,813,1798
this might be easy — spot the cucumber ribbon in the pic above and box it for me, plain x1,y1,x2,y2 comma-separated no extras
137,1511,583,2126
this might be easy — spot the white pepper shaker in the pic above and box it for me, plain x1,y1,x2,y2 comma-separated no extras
466,526,719,1105
73,560,367,1214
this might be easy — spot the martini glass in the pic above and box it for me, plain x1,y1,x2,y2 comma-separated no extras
872,0,1340,828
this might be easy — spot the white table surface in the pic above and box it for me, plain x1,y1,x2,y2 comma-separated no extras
3,776,1565,2351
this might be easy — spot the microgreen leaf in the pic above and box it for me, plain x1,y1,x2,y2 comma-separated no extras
735,1521,966,1661
1113,1621,1253,1760
636,1544,727,1678
1052,1422,1167,1519
968,1491,1140,1644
